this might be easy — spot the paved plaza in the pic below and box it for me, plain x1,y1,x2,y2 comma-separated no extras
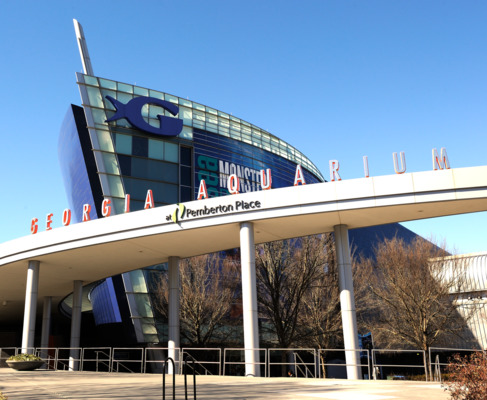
0,368,450,400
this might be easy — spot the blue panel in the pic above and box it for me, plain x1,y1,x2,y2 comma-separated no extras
58,106,98,223
90,277,122,325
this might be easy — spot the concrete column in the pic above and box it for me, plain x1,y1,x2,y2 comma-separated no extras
168,256,180,374
334,224,362,380
40,296,52,359
21,260,40,353
69,280,83,371
240,222,260,377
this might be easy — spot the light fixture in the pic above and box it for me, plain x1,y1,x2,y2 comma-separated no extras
2,300,7,306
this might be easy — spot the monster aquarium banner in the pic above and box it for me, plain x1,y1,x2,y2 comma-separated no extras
193,129,321,199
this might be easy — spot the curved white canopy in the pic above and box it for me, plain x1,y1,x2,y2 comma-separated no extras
1,166,486,321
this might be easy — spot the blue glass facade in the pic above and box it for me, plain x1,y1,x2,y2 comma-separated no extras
193,129,321,198
58,105,98,223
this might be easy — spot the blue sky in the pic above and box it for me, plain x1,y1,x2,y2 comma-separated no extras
0,1,486,254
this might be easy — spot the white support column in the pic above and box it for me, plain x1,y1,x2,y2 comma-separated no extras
334,224,362,380
40,296,52,358
240,221,260,377
21,260,40,353
69,280,83,371
168,256,180,374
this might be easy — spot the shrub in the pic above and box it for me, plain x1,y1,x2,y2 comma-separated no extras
445,352,487,400
0,392,8,399
7,353,42,362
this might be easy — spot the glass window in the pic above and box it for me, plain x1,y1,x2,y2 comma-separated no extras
107,174,125,198
97,130,114,152
181,166,191,186
181,186,192,202
165,142,179,163
134,86,148,96
158,183,178,204
102,153,120,175
133,296,153,317
84,76,98,86
117,155,131,176
86,86,104,108
160,162,178,183
165,94,178,104
118,82,133,93
118,92,133,104
179,126,193,140
101,89,117,105
179,106,192,123
132,136,148,157
99,78,117,90
115,134,132,155
149,90,164,100
91,108,107,125
179,98,192,107
112,197,125,214
148,139,164,160
129,270,148,292
180,146,192,166
193,102,205,111
141,104,149,118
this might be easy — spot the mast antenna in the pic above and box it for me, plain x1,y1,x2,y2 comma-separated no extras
73,19,94,76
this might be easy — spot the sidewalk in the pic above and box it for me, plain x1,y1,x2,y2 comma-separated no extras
0,368,450,400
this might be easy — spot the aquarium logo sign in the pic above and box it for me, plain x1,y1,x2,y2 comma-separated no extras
105,95,183,137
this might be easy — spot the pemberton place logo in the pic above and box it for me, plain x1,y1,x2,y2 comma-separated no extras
105,95,183,137
168,200,262,224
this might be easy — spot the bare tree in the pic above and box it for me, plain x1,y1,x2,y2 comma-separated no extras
359,236,473,377
153,253,240,347
256,235,332,349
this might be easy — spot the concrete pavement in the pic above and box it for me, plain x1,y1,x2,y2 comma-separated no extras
0,369,451,400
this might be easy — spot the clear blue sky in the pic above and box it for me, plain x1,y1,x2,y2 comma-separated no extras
0,1,486,254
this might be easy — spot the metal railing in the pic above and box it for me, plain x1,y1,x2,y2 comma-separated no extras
372,349,427,381
318,349,370,379
111,348,144,373
1,345,483,380
144,347,180,374
82,347,112,372
223,348,267,377
181,348,221,376
268,348,317,378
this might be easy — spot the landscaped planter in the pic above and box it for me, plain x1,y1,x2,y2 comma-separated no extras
6,354,45,371
6,360,45,371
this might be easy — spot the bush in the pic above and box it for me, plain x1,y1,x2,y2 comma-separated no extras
0,392,8,399
445,352,487,400
7,353,42,362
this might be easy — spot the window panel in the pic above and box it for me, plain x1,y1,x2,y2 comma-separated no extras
148,139,164,160
180,147,191,166
181,166,191,186
86,86,104,108
165,142,179,163
115,134,132,155
132,136,148,157
107,175,125,198
102,153,120,175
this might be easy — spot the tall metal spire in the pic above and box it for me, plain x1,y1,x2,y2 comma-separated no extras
73,19,94,76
